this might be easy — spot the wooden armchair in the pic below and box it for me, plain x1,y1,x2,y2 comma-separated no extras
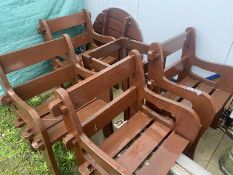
49,50,201,175
146,28,233,157
148,27,233,129
82,37,218,158
38,9,117,68
0,34,110,175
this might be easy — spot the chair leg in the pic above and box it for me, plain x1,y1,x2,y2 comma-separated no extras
210,112,221,129
99,89,114,137
74,145,86,166
185,128,207,159
25,137,36,151
103,123,114,137
185,140,198,159
42,143,61,175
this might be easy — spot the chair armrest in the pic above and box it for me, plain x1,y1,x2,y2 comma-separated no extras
7,90,47,136
159,77,215,113
92,31,115,44
143,87,201,144
79,134,130,174
193,57,233,93
158,78,215,132
75,63,95,78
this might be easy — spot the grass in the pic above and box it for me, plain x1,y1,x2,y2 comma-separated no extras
0,94,78,175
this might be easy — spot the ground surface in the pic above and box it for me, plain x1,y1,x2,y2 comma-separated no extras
0,95,77,175
195,127,233,175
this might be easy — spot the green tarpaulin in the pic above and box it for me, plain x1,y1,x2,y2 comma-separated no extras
0,0,84,95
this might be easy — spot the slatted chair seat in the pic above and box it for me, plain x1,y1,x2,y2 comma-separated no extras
145,27,233,157
79,111,189,175
80,47,117,65
163,77,231,111
147,28,233,129
32,98,107,150
79,37,215,158
49,50,200,175
38,9,117,69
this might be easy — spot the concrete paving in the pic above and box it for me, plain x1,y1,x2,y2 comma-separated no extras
194,128,233,175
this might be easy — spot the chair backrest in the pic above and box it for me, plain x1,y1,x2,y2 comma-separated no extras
50,50,144,136
38,9,94,50
51,49,201,144
0,35,80,100
161,27,195,59
146,28,196,81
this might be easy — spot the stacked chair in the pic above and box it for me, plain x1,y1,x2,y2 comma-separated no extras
49,50,201,175
159,28,233,128
38,9,117,69
38,9,117,137
83,31,233,157
0,8,232,175
147,27,233,156
0,34,111,175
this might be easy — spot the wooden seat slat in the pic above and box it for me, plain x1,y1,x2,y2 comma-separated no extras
163,91,180,101
137,132,188,175
42,116,63,129
99,56,117,65
195,83,214,94
47,99,107,143
116,120,171,173
35,97,56,117
178,76,199,87
179,82,215,107
47,121,67,144
164,76,199,101
179,99,192,107
100,111,152,157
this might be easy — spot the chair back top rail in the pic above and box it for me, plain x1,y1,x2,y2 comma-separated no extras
0,34,91,100
162,32,188,57
67,55,136,108
0,35,73,74
38,9,94,47
89,37,150,59
14,65,75,100
44,12,87,34
49,52,140,117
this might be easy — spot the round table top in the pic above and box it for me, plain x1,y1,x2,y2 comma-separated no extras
93,8,143,42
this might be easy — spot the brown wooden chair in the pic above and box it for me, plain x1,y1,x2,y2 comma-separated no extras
146,28,233,157
149,27,233,127
49,50,201,175
38,9,117,69
0,34,110,175
81,37,217,158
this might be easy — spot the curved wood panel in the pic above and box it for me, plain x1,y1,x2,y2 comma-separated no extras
93,8,143,41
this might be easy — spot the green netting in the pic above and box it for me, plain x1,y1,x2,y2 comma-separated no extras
0,0,84,95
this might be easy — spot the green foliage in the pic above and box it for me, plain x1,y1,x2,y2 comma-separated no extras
0,94,77,174
53,143,78,175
